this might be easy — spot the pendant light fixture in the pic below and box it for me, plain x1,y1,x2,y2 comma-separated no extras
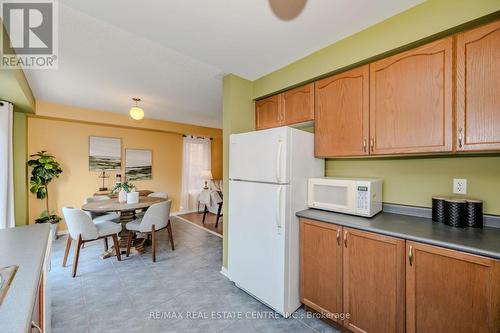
129,97,144,120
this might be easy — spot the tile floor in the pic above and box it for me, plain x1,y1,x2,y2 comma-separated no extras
50,218,339,333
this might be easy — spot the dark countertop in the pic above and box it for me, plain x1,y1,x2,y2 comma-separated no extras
297,209,500,260
0,224,51,333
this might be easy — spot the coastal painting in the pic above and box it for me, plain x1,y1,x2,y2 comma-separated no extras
89,136,122,171
125,149,152,181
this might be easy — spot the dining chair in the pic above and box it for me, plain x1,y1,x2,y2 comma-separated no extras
137,192,168,219
84,195,120,223
125,200,174,262
62,207,122,277
83,195,120,251
148,192,168,199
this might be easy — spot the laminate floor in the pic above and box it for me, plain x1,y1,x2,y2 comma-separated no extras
177,211,223,236
49,218,339,333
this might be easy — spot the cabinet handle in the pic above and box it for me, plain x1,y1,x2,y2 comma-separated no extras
336,229,340,245
362,139,367,152
343,231,348,248
370,138,374,152
458,128,463,149
408,246,414,266
31,321,42,333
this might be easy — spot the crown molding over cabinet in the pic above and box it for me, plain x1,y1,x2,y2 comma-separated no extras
255,19,500,157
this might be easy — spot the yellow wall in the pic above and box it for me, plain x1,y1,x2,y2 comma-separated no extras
28,101,222,230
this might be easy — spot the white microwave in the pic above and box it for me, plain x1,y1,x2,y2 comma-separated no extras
308,177,383,217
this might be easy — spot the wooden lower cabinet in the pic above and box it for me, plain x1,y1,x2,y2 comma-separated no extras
406,242,500,333
300,219,500,333
343,228,405,333
300,219,343,324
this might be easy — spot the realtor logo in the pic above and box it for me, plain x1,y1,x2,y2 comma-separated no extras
1,0,58,69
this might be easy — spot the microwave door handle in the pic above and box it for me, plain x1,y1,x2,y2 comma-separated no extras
276,140,283,183
276,187,283,234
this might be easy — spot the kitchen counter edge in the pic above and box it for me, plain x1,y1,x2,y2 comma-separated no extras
296,209,500,260
0,224,51,333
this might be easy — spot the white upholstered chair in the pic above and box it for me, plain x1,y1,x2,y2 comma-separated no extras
84,195,120,223
62,207,122,277
148,192,168,199
125,200,174,262
136,192,169,218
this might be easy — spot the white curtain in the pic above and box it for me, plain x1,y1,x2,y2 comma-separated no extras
0,101,15,229
180,136,211,212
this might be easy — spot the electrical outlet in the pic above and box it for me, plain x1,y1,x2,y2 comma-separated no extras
453,179,467,195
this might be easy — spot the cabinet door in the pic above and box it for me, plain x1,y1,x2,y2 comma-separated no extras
456,20,500,151
343,228,405,333
255,95,282,130
300,219,343,323
369,37,453,154
315,65,369,157
406,242,500,333
282,83,314,125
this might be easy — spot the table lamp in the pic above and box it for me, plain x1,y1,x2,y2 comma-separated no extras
200,170,213,189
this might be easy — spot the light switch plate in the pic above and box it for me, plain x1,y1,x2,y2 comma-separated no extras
453,179,467,194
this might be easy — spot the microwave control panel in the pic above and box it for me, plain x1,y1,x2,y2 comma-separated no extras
356,186,369,212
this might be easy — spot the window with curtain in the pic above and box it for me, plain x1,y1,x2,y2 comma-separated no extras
180,136,211,212
0,101,15,229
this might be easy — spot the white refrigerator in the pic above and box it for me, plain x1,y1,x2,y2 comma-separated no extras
228,126,324,317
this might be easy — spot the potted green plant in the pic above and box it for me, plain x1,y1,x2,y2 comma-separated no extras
111,181,135,203
28,151,63,239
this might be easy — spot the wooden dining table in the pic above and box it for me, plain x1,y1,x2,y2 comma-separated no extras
82,196,166,258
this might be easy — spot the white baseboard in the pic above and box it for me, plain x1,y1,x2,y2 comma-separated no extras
173,209,198,215
175,215,222,238
220,266,229,278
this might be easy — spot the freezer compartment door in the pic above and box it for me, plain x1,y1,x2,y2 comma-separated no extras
229,127,289,183
228,180,289,315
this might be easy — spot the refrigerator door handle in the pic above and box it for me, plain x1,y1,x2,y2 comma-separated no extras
276,186,283,235
276,139,283,183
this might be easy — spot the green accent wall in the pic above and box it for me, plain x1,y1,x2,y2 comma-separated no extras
253,0,500,98
13,112,28,226
222,74,255,268
1,18,35,226
326,156,500,215
222,0,500,268
0,19,36,113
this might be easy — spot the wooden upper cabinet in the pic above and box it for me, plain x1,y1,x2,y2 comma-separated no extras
456,20,500,151
343,228,405,333
315,65,369,157
406,242,500,333
369,37,453,155
282,83,314,125
255,95,282,130
300,219,343,324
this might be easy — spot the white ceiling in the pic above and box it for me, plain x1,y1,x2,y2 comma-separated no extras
24,0,423,128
